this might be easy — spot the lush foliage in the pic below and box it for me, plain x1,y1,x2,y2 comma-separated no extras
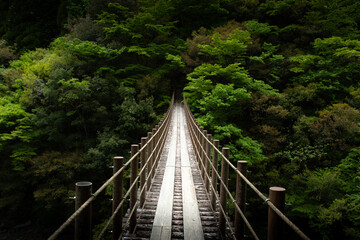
1,0,360,239
182,2,360,239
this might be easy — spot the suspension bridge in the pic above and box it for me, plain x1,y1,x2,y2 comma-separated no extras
48,95,310,240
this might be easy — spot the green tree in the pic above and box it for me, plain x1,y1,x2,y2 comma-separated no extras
289,37,360,103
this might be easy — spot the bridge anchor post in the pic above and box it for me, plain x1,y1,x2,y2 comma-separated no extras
210,139,219,210
140,137,147,207
205,134,212,192
130,144,139,233
75,181,92,240
147,132,153,191
201,129,207,180
268,187,286,240
219,148,229,237
235,161,248,240
112,157,123,240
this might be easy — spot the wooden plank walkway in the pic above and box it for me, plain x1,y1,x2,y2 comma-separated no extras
150,104,178,239
180,105,204,240
123,103,218,239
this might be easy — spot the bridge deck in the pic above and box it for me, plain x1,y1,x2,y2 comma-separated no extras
124,103,218,239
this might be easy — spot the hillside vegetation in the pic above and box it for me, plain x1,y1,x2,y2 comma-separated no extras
1,0,360,239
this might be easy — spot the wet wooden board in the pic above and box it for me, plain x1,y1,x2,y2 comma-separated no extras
180,108,205,240
123,103,219,239
150,106,178,240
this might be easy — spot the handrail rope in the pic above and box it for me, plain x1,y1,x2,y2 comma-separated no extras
129,177,148,234
126,111,173,235
184,114,234,238
48,156,132,240
96,182,132,240
123,197,139,233
96,102,174,239
184,99,310,240
189,120,236,204
193,136,258,239
186,117,259,240
188,113,311,240
194,145,236,240
117,103,173,234
185,103,259,239
130,123,170,233
49,98,174,240
96,148,153,240
195,142,258,240
185,102,269,200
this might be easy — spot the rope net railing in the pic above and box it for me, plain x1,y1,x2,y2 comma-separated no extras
48,94,174,240
183,97,310,240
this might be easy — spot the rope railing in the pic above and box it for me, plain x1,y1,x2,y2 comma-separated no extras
183,97,310,240
48,94,174,240
108,106,172,240
186,116,260,240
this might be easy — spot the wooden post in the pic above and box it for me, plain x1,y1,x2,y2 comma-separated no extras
153,126,158,169
235,161,248,240
113,157,123,240
197,126,202,165
75,181,92,240
130,144,139,232
219,148,229,237
201,129,207,180
205,133,212,192
211,140,219,210
268,187,286,240
140,137,147,208
147,132,153,190
158,124,163,154
151,128,156,180
160,121,166,153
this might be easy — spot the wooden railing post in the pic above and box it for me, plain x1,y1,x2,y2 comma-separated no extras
160,120,166,154
219,148,229,237
130,144,139,232
211,140,219,210
151,128,156,180
75,181,92,240
268,187,286,240
112,157,123,240
146,132,153,190
201,129,207,180
198,126,202,165
205,133,212,192
235,161,248,240
140,138,147,208
155,125,160,169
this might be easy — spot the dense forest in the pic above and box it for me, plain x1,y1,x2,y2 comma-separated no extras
1,0,360,239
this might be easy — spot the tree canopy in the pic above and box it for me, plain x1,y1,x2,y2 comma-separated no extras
1,0,360,238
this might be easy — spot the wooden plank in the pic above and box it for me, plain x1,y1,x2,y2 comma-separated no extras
150,106,178,240
180,107,191,168
180,107,205,240
123,104,218,239
151,226,172,239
